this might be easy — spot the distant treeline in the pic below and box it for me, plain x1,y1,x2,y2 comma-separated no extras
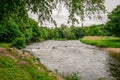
0,16,118,49
0,17,85,49
0,16,114,49
83,24,107,36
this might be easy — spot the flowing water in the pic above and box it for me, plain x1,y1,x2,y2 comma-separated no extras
23,40,120,80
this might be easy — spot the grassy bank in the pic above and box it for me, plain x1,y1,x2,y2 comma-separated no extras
80,36,120,48
0,44,57,80
0,43,10,48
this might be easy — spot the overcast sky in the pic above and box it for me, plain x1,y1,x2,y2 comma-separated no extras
28,0,120,27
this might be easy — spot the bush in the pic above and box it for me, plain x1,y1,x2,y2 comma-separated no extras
11,37,26,49
28,19,42,42
84,25,106,36
65,73,81,80
71,27,85,39
23,28,33,43
0,18,23,42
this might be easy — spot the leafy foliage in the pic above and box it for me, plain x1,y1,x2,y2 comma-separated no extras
71,26,85,39
83,24,107,36
0,0,27,21
0,0,106,25
11,37,26,49
0,18,23,42
64,73,81,80
50,25,85,40
26,18,42,42
63,0,106,24
105,5,120,37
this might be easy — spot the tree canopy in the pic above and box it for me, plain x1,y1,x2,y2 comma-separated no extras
0,0,106,25
105,5,120,37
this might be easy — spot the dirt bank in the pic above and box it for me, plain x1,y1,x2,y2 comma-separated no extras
0,47,62,80
102,48,120,54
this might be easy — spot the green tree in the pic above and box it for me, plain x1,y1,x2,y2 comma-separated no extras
28,18,42,42
71,26,84,39
40,27,50,40
63,28,75,39
0,18,23,42
105,5,120,37
49,28,60,39
0,0,27,22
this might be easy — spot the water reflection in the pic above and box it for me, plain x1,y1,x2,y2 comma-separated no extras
108,53,120,80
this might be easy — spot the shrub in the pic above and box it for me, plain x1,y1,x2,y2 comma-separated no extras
65,73,81,80
83,24,107,36
11,37,26,49
0,18,23,42
71,27,85,39
23,28,33,43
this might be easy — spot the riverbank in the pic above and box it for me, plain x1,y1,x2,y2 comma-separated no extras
80,36,120,54
0,43,61,80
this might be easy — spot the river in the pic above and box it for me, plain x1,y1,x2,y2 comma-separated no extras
23,40,120,80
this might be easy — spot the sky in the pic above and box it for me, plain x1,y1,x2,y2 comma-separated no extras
28,0,120,27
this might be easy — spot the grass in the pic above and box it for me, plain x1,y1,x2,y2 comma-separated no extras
0,42,10,48
0,46,57,80
80,36,120,48
64,72,81,80
0,56,31,80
